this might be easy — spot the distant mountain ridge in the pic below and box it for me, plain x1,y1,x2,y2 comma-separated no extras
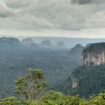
70,44,84,54
0,37,20,47
32,37,105,48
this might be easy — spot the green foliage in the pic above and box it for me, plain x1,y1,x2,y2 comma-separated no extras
79,99,91,105
33,91,80,105
83,42,105,53
1,91,105,105
56,65,105,98
31,91,105,105
1,68,105,105
0,97,21,105
90,93,105,105
15,69,48,103
0,48,80,98
72,65,105,97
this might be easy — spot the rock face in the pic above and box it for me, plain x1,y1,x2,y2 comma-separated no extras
71,76,78,88
82,43,105,66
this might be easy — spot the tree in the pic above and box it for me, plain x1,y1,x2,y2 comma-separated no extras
15,69,48,104
90,93,105,105
33,91,80,105
0,97,21,105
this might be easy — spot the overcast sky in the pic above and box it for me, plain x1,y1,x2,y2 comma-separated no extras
0,0,105,38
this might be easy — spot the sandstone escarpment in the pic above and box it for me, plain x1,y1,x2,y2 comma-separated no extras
71,76,78,88
82,43,105,66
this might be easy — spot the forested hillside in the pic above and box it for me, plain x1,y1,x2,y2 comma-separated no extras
54,43,105,98
0,46,82,98
1,69,105,105
56,64,105,98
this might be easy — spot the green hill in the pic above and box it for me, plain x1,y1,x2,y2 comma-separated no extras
55,65,105,98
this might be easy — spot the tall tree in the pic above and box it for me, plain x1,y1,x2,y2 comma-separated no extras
15,69,48,104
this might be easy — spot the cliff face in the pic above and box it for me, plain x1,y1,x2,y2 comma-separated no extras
82,52,105,66
82,43,105,66
71,76,78,88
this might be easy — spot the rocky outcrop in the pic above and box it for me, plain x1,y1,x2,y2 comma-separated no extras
82,43,105,66
71,75,78,88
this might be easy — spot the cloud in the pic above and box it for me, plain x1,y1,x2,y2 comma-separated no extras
71,0,105,4
0,0,104,37
84,10,105,28
71,0,91,4
0,2,16,18
6,0,32,9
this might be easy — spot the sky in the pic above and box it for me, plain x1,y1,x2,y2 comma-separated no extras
0,0,105,38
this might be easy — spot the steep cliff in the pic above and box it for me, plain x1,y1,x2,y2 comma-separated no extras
56,65,105,97
55,43,105,97
71,75,78,88
82,43,105,66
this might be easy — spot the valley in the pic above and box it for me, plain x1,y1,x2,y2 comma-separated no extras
0,46,81,98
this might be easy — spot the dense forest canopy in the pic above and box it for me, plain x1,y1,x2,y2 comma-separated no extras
1,37,105,104
1,69,105,105
0,43,82,98
56,63,105,98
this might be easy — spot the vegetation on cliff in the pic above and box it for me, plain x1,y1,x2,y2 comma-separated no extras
1,69,105,105
83,43,105,53
56,64,105,98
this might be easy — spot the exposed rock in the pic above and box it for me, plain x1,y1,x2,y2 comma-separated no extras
71,76,78,88
82,43,105,66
